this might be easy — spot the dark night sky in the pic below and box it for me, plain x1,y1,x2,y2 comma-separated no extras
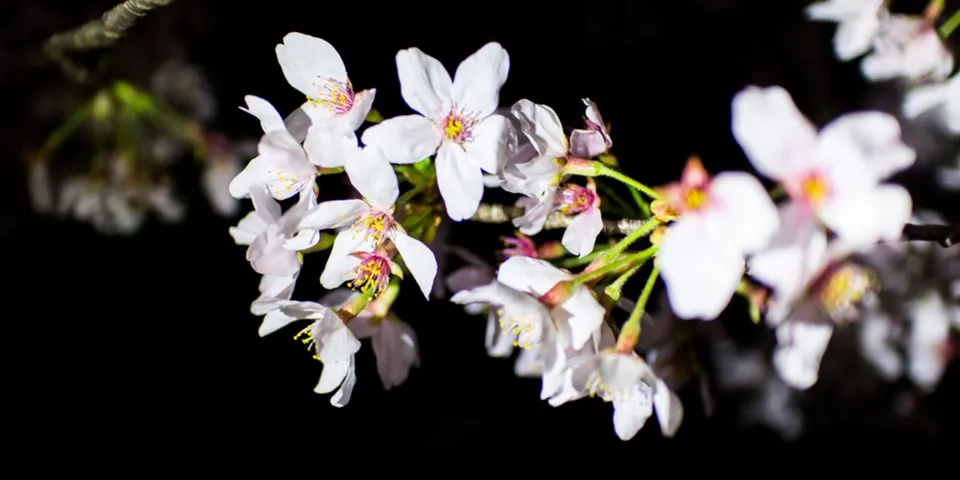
5,0,960,476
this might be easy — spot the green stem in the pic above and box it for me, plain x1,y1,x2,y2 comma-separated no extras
556,245,612,268
628,187,650,217
939,8,960,38
37,101,94,162
603,263,642,302
598,164,662,200
615,264,660,352
768,185,786,200
603,219,660,261
572,246,657,287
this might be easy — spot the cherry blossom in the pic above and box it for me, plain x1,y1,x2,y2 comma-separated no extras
275,33,376,167
361,43,514,221
228,95,316,200
656,157,779,320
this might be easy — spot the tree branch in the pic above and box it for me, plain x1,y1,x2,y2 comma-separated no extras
41,0,180,81
471,203,647,235
902,223,960,247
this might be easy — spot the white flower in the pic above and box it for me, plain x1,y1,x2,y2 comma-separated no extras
858,309,903,381
903,73,960,134
806,0,886,61
905,291,953,392
321,289,420,391
297,148,437,298
361,43,515,221
772,320,835,390
260,300,361,407
732,86,914,250
496,256,604,350
807,2,951,81
657,157,779,320
450,280,554,381
275,32,376,167
229,185,319,277
251,273,299,331
860,14,952,82
228,95,316,200
556,351,683,441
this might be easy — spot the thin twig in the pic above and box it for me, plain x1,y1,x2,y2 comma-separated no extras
902,223,960,247
41,0,180,82
471,203,646,235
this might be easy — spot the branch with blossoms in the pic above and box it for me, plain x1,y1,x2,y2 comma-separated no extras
228,1,960,441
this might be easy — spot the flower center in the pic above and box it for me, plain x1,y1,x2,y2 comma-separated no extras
348,252,393,298
441,108,478,144
683,187,708,211
495,306,543,350
293,322,321,361
557,184,597,214
266,167,313,197
798,171,830,207
308,78,355,115
352,210,393,246
817,263,875,323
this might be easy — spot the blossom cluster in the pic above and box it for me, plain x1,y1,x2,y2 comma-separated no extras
227,6,960,441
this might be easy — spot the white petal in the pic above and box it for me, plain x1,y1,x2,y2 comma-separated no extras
833,13,881,61
315,358,349,394
298,199,367,230
360,115,442,165
818,112,915,181
276,32,347,97
554,287,605,350
239,95,287,133
514,348,543,377
435,143,484,221
396,47,452,118
259,307,300,337
372,319,419,390
653,379,683,437
392,231,438,299
562,207,603,258
659,217,745,320
249,183,282,223
451,42,509,117
903,82,950,120
819,184,912,248
256,130,316,200
859,311,903,380
344,146,399,211
773,321,834,389
731,86,819,180
497,256,570,296
568,129,609,159
748,204,826,315
706,172,780,253
463,114,515,174
304,128,358,168
228,157,269,199
329,357,357,407
612,388,654,441
229,211,268,245
319,228,370,290
339,88,377,133
510,99,567,157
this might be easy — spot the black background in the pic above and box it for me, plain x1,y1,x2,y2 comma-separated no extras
5,0,960,476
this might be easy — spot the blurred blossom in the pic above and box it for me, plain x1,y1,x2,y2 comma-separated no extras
712,341,804,440
856,211,960,391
